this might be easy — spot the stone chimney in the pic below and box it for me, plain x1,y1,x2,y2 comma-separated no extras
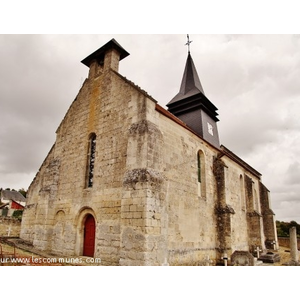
81,38,129,78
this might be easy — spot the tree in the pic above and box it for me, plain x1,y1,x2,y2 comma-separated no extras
290,221,300,235
276,220,300,237
18,188,27,198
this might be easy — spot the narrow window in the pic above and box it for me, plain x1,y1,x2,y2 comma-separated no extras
254,188,259,212
86,133,96,188
197,151,201,183
197,150,206,198
239,174,246,211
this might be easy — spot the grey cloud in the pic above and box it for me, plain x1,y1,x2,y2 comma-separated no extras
284,161,300,186
1,34,300,223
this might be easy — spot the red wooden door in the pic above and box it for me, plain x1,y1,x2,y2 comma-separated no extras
83,214,95,257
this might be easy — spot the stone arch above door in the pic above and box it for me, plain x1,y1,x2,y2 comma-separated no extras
74,207,97,256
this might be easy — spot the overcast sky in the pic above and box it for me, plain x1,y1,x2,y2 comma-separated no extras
1,34,300,223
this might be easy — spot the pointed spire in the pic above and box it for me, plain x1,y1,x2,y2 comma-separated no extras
166,36,220,148
179,52,205,95
167,52,205,105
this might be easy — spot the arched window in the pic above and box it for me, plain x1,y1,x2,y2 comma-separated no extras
86,133,96,188
197,150,206,198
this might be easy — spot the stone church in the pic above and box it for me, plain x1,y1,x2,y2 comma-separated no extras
20,38,278,265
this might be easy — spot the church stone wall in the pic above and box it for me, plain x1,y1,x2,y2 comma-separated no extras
151,106,274,264
20,41,277,265
221,157,257,253
20,144,56,246
120,89,168,265
154,109,219,265
21,58,153,264
20,70,274,264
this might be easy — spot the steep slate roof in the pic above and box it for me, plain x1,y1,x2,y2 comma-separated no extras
167,52,205,105
1,190,26,203
166,51,219,123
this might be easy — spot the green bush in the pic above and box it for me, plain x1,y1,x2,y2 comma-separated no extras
12,210,23,220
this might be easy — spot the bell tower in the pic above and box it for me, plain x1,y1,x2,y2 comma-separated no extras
166,36,220,148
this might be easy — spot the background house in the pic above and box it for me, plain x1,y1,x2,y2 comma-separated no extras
0,190,26,217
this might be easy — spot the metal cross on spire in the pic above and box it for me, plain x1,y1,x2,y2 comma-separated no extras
185,34,192,53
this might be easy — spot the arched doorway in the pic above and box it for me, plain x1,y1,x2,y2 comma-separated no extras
83,214,95,257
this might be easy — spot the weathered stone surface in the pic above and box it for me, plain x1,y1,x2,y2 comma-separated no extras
123,168,164,187
129,120,162,137
231,251,255,266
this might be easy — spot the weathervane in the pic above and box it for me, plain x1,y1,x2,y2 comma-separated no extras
185,34,192,53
